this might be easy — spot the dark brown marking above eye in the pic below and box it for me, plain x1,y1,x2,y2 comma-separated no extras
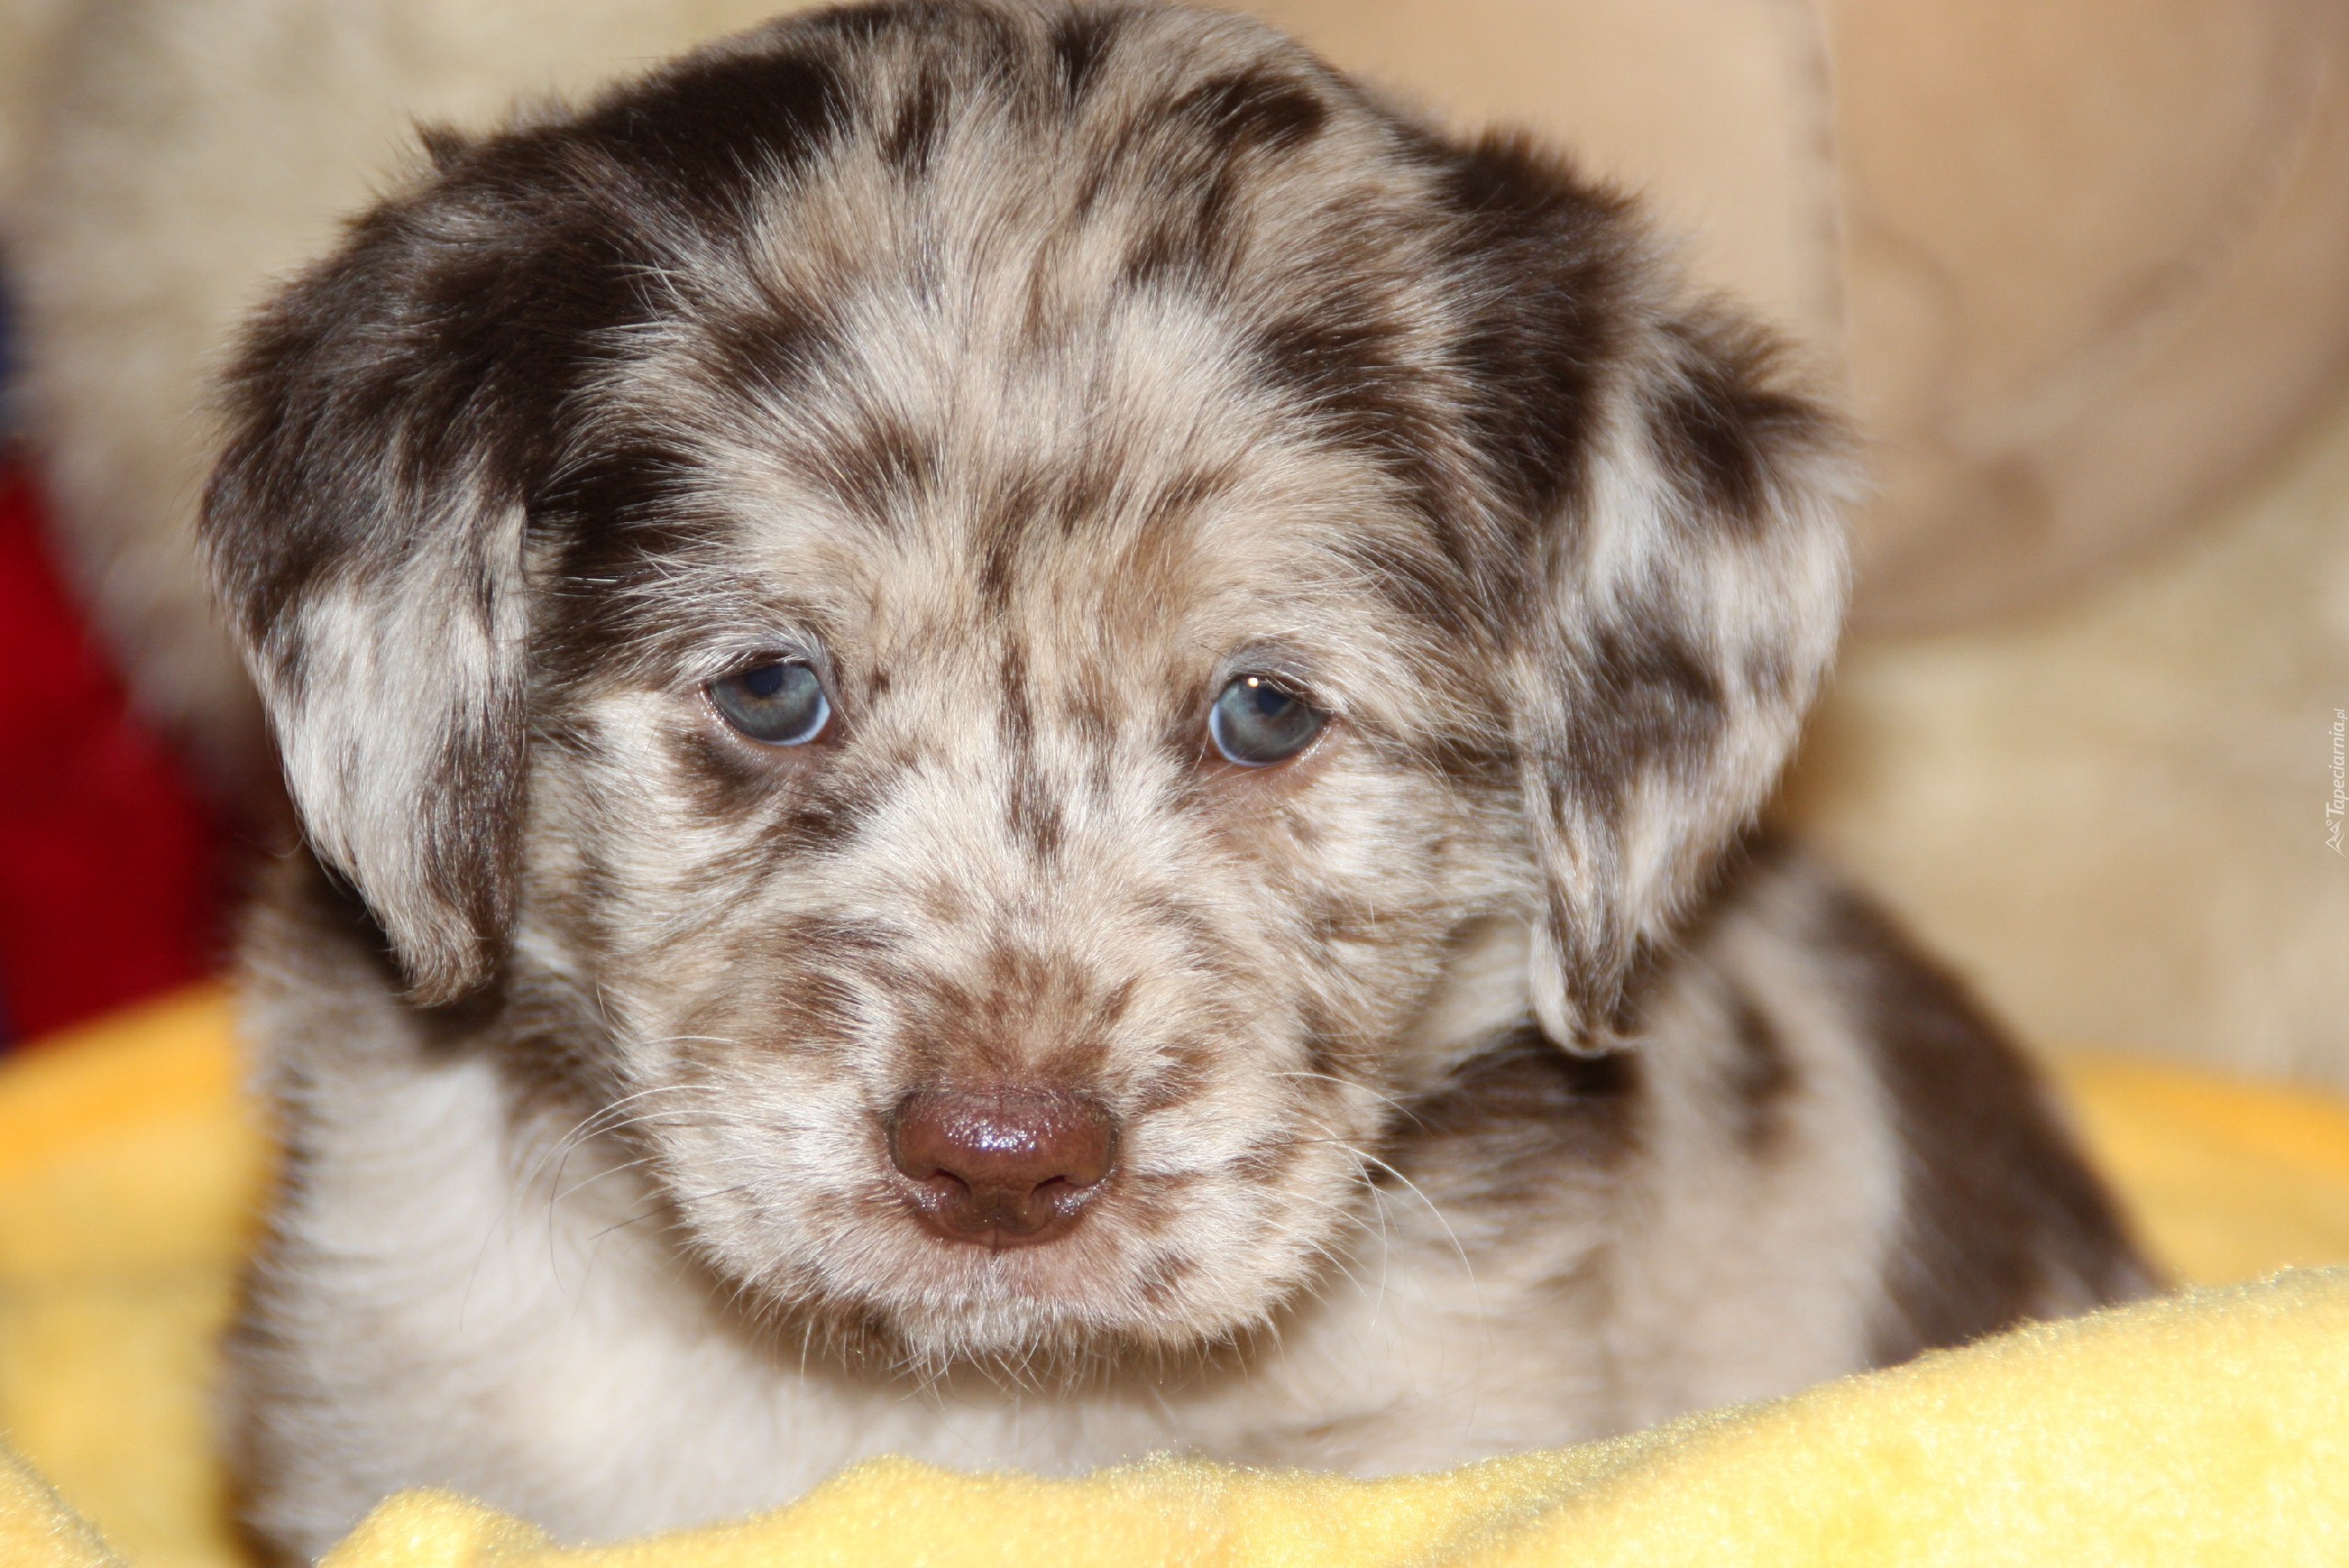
812,407,940,526
532,435,716,619
1251,313,1457,527
1324,530,1476,642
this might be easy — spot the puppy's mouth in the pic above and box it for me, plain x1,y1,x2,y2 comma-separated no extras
884,1086,1118,1251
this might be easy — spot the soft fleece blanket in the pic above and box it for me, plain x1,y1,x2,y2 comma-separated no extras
3,990,2347,1567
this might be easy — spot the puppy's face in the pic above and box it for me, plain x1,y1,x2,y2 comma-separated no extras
206,2,1850,1367
523,217,1530,1360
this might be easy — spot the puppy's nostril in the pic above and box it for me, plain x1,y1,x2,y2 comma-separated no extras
887,1089,1116,1248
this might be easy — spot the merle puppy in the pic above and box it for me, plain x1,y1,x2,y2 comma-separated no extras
203,0,2150,1553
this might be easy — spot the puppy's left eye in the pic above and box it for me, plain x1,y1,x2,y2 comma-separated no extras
1209,674,1326,767
710,661,831,746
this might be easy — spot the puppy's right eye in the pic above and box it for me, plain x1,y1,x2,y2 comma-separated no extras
709,661,831,746
1208,673,1325,766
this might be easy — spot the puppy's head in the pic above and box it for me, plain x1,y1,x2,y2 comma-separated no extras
205,0,1850,1366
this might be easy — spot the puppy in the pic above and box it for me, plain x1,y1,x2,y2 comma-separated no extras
203,1,2153,1555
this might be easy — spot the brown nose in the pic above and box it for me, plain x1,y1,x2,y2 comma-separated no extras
886,1089,1116,1248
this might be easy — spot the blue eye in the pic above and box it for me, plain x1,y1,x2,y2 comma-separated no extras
710,661,831,746
1208,674,1325,767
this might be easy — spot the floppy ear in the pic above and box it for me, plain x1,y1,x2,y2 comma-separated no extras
1435,132,1854,1051
202,158,560,1005
1505,293,1854,1051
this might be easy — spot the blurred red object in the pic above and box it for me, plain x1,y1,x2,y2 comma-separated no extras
0,457,220,1044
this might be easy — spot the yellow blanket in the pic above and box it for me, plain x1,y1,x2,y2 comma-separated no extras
4,988,2347,1567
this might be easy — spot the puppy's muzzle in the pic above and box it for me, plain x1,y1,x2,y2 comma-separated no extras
887,1089,1117,1249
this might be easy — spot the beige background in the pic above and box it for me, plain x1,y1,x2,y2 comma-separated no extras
1,0,2343,1083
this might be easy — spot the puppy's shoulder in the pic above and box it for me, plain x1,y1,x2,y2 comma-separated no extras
1694,839,2158,1353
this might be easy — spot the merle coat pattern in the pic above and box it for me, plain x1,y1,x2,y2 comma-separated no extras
203,2,2151,1554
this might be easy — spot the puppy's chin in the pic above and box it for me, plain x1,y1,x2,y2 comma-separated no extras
687,1170,1362,1378
728,1256,1273,1380
845,1287,1229,1378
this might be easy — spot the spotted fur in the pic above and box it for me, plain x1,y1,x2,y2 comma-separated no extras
202,3,2150,1555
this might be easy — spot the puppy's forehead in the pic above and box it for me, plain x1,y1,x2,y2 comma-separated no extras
620,287,1428,668
538,1,1514,681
